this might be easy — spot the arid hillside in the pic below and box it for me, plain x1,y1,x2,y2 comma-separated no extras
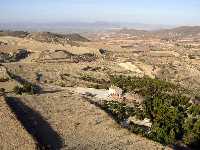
0,27,200,149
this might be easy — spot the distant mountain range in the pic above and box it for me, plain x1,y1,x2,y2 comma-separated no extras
1,25,200,40
117,26,200,38
0,22,174,33
154,26,200,37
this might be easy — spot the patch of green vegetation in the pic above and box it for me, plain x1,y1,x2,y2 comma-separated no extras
13,82,40,95
128,122,150,136
6,70,41,95
110,75,191,96
183,117,200,148
102,101,142,121
188,105,200,116
106,75,200,147
80,73,110,89
148,103,186,144
101,100,148,135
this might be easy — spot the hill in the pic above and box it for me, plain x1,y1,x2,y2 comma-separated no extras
154,26,200,38
0,30,90,46
0,30,29,38
27,32,90,42
115,26,200,39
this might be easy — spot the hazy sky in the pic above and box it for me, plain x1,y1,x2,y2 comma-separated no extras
0,0,200,25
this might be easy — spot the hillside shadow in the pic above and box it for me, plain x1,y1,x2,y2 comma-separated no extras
5,96,63,150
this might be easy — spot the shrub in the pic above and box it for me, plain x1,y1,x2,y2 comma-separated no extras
109,75,199,147
102,101,146,121
110,75,187,96
101,100,148,136
149,105,185,144
13,85,24,95
80,73,110,88
183,118,200,148
188,105,200,116
13,83,40,95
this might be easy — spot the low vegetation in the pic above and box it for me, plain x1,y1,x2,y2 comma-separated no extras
73,53,98,63
102,101,143,121
13,82,40,95
80,73,110,89
6,70,41,95
100,75,200,148
0,49,29,63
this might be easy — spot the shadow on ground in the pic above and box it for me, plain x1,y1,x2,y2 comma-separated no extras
5,96,63,150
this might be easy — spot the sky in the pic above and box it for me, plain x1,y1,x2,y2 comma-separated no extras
0,0,200,25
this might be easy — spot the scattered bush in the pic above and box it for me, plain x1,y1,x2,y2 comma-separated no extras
0,49,29,63
108,75,200,147
101,100,149,136
110,75,187,96
73,53,97,63
183,117,200,148
13,85,24,95
13,82,40,95
102,101,137,121
80,73,110,88
188,105,200,116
